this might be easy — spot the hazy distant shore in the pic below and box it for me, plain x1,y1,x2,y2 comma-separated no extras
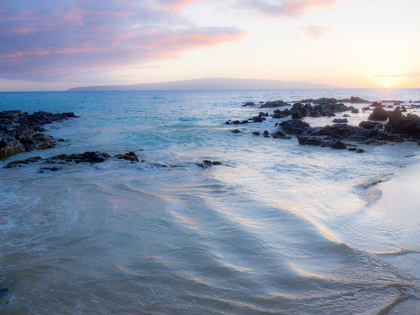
67,77,337,91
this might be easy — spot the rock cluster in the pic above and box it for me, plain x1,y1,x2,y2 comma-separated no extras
0,110,78,160
260,100,290,108
229,96,420,152
271,102,356,119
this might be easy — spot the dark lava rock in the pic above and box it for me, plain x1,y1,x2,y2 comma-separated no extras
267,100,355,120
198,160,222,168
332,118,348,124
252,116,265,123
371,102,382,107
240,120,249,124
338,96,370,103
348,147,365,153
279,120,311,135
253,131,260,136
260,100,289,108
368,107,389,121
272,131,291,139
292,111,303,119
303,123,401,143
0,110,79,160
330,140,348,149
39,167,62,173
359,121,383,130
46,151,110,164
0,287,9,303
242,101,255,107
232,120,241,125
343,114,350,117
351,109,360,114
298,136,349,150
3,156,42,168
300,98,337,105
58,139,65,142
263,130,270,137
115,151,139,162
309,111,322,117
231,129,241,134
385,109,420,138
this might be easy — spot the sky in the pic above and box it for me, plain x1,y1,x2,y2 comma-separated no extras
0,0,419,91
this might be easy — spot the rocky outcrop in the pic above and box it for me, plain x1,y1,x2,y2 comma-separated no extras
385,109,420,138
0,110,79,160
279,120,311,135
368,107,389,121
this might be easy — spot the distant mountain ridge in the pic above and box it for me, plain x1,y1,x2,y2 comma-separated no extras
67,77,336,91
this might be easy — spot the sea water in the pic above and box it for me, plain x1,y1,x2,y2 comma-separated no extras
1,89,420,314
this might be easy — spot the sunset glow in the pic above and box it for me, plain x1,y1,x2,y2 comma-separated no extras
0,0,419,91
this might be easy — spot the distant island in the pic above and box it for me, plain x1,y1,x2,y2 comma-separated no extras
67,77,336,91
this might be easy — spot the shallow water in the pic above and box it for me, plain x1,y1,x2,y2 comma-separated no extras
1,89,420,314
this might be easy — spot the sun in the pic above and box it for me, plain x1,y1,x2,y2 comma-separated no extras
384,82,391,88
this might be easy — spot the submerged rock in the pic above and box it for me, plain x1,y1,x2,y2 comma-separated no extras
231,129,241,134
3,156,42,168
39,167,62,173
46,151,110,164
332,118,348,124
197,160,222,168
114,151,139,162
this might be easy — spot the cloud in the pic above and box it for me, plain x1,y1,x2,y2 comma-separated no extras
296,25,334,39
373,72,420,78
236,0,339,18
159,0,200,10
0,1,246,81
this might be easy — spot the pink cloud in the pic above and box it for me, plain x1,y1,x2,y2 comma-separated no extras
296,25,334,39
159,0,200,10
0,1,246,81
237,0,339,18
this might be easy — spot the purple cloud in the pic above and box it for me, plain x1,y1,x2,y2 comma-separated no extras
236,0,339,18
296,25,334,39
0,1,246,81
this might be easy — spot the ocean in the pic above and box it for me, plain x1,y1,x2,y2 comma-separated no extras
1,89,420,314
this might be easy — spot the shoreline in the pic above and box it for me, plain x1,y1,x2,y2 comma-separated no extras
371,157,420,314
